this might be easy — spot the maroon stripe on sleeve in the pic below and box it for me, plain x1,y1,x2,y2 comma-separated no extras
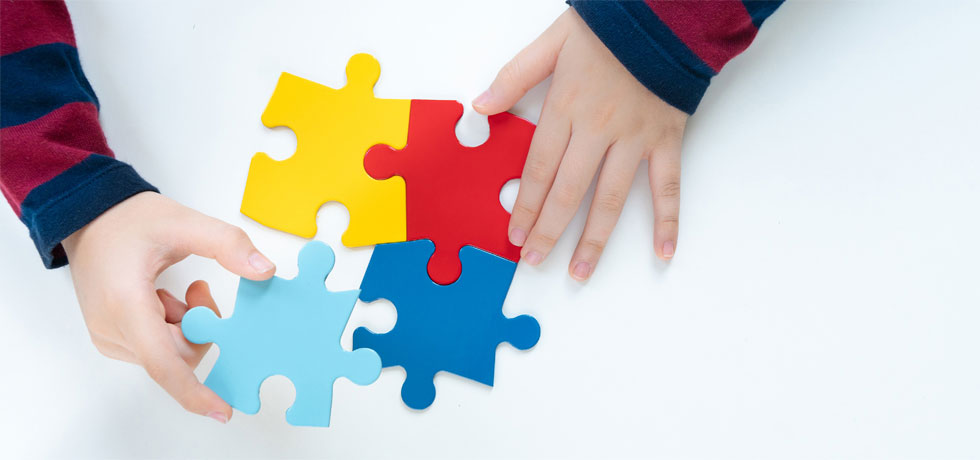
1,0,77,56
0,102,111,216
644,0,759,73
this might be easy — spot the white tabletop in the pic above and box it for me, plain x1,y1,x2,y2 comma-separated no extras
2,1,979,458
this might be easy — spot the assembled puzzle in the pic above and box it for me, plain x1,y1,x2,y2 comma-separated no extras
188,53,540,426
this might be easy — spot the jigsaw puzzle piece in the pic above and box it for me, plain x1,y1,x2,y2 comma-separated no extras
242,53,409,246
353,323,440,410
353,239,540,410
182,241,381,426
364,99,535,285
183,307,266,415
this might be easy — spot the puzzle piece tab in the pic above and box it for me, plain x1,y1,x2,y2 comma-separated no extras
182,241,381,427
242,53,409,246
364,99,535,285
353,239,540,410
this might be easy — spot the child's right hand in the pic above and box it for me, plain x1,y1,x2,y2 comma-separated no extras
61,192,276,423
473,9,688,281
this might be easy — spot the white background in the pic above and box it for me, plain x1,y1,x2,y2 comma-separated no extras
1,0,979,458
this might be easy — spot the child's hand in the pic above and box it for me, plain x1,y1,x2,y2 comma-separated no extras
62,192,276,423
474,9,688,281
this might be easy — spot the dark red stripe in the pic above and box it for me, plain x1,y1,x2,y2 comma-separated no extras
1,0,76,56
644,0,759,73
1,102,111,215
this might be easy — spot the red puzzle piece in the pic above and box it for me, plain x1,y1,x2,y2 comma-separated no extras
364,99,535,285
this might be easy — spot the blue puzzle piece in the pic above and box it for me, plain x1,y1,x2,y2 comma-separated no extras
182,241,381,427
353,239,540,410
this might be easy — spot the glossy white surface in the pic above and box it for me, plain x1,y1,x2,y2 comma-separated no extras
1,1,979,458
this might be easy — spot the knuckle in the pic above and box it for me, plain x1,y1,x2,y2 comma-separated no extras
221,226,251,249
523,157,556,185
501,58,526,90
546,88,575,112
511,201,540,220
590,105,617,132
658,214,680,226
622,114,646,135
225,225,249,242
657,181,681,199
532,231,560,249
663,119,686,140
594,190,627,214
552,184,581,210
579,236,607,255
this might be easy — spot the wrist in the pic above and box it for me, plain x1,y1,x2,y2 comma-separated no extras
62,190,158,261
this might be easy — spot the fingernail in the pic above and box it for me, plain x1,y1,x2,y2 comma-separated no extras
662,241,675,259
572,262,591,281
509,228,527,246
159,289,177,301
473,89,492,108
206,411,228,424
524,250,543,266
249,252,275,273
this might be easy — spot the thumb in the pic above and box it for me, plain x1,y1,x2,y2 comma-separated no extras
472,15,568,115
180,212,276,281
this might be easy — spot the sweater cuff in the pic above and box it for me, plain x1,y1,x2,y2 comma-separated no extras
18,153,158,268
568,0,713,115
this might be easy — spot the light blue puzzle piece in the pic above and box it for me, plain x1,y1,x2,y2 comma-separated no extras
182,241,381,427
353,239,540,410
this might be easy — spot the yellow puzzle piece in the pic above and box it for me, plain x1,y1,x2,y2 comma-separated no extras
241,53,409,246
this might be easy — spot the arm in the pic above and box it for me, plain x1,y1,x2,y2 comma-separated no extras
0,0,156,268
1,1,276,423
473,1,782,280
569,0,782,115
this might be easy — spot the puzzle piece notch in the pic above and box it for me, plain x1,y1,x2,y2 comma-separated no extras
182,241,381,427
241,53,409,246
353,239,540,410
364,99,535,285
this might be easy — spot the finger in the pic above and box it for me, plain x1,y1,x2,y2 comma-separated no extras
168,323,211,369
124,291,231,422
158,289,188,324
472,14,568,115
522,132,608,266
508,103,571,248
157,281,221,324
649,145,682,260
184,280,220,318
176,280,220,367
569,142,642,281
178,213,275,281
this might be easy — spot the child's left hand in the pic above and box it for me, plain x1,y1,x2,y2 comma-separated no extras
473,9,688,281
62,192,276,423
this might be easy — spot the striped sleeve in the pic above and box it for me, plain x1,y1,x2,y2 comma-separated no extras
568,0,783,114
1,0,157,269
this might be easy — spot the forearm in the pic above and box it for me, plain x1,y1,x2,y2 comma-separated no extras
567,0,783,114
1,0,157,268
